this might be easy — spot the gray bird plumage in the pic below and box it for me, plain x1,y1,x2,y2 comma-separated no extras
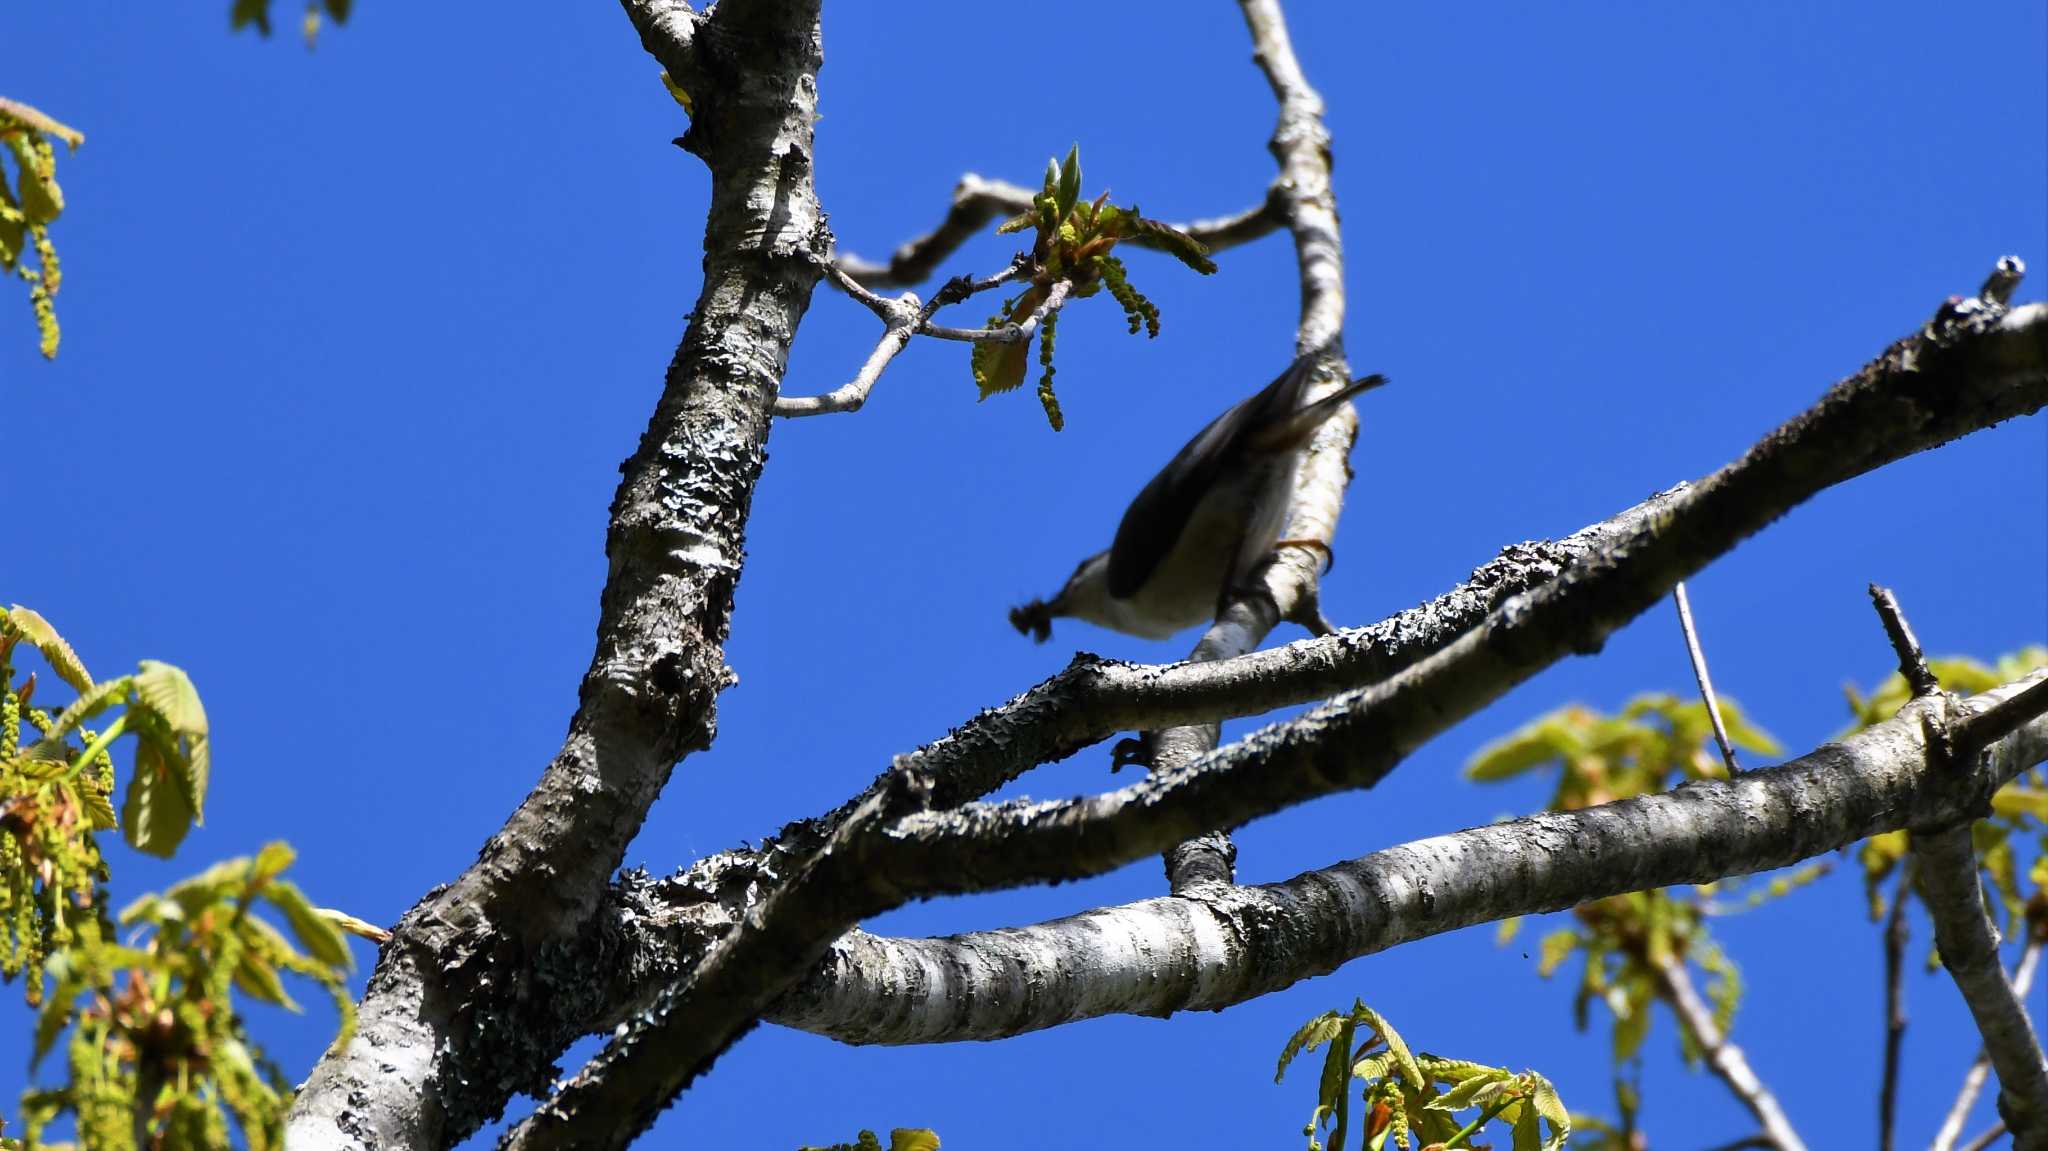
1011,354,1384,642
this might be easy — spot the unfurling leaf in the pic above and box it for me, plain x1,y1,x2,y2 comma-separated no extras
5,606,93,691
1055,145,1082,221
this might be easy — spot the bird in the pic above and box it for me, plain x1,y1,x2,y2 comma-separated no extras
1010,353,1385,642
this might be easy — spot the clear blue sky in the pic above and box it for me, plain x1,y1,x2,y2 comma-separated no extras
4,3,2045,1147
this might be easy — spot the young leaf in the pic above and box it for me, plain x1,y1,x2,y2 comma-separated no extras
122,736,197,857
262,879,353,969
5,606,92,691
1056,145,1082,221
1277,1011,1347,1082
888,1130,940,1151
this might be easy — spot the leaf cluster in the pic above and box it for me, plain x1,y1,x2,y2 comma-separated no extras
0,98,80,360
1276,1001,1569,1151
2,605,364,1151
973,146,1215,430
17,842,354,1150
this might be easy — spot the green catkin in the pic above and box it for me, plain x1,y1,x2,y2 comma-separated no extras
1036,311,1063,431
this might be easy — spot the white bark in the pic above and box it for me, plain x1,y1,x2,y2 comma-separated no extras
763,677,2048,1045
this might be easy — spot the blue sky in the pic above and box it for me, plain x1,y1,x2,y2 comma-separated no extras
3,2,2044,1148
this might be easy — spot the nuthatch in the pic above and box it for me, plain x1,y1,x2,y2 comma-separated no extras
1011,354,1385,642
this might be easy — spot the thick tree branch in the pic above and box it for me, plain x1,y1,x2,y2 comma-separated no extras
1654,955,1808,1151
749,676,2047,1044
834,174,1285,289
283,2,827,1147
1915,821,2048,1148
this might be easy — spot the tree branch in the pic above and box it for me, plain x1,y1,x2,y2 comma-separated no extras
283,2,828,1147
1654,955,1809,1151
1158,0,1354,892
1883,866,1913,1151
748,675,2048,1044
1915,821,2048,1148
1934,941,2045,1151
773,257,1029,417
500,290,2045,1147
834,174,1285,289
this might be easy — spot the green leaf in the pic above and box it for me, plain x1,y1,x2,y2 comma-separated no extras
1427,1069,1507,1111
885,1132,938,1151
1528,1076,1571,1151
234,951,300,1010
1536,929,1578,977
1352,1002,1423,1090
122,735,197,857
1715,700,1783,756
133,659,208,739
1991,785,2048,823
1466,719,1577,781
253,840,296,884
31,954,82,1068
263,879,353,969
6,606,93,691
1610,981,1652,1062
1277,1011,1347,1082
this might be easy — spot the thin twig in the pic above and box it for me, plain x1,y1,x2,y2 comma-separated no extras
920,277,1071,344
1656,956,1810,1151
1882,865,1913,1151
1674,581,1742,773
774,257,1032,417
1870,584,1940,697
1957,1122,2009,1151
1930,939,2046,1151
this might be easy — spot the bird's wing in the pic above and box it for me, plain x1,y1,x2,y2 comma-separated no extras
1104,355,1317,599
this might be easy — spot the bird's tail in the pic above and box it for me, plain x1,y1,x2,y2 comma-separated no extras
1254,373,1388,449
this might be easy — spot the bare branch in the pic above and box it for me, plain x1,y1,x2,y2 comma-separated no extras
1158,0,1356,892
1883,866,1913,1151
1655,955,1809,1151
1935,943,2045,1151
1914,820,2048,1147
835,174,1284,289
760,675,2048,1044
1675,581,1743,773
